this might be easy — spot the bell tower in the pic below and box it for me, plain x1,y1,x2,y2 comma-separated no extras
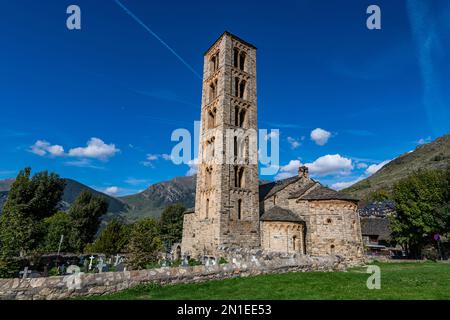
181,32,260,257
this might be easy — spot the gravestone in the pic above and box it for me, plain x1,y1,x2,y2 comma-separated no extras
88,255,95,271
19,267,32,279
114,254,121,266
43,265,49,277
116,262,125,272
96,257,107,273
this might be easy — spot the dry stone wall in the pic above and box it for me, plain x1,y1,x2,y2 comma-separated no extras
0,250,353,300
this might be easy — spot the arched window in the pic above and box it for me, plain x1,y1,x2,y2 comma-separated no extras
209,79,218,103
237,199,242,220
234,106,239,126
210,56,216,73
205,167,212,188
239,80,246,99
234,166,239,187
273,195,276,205
239,52,246,71
330,244,335,254
233,48,239,68
239,109,246,127
238,167,244,188
210,52,219,73
234,77,240,97
206,198,209,218
234,136,238,158
292,236,297,251
207,109,216,129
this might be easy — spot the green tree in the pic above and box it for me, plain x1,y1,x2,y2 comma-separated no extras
85,218,130,254
368,189,391,202
0,167,65,257
390,169,449,258
127,218,163,269
41,212,75,253
160,204,185,248
68,190,108,252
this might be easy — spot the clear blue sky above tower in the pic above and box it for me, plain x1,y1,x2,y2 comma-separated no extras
0,0,449,195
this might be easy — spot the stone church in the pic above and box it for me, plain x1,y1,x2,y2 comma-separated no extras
181,32,364,260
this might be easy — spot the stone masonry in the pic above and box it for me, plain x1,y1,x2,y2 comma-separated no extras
181,32,364,261
0,250,349,300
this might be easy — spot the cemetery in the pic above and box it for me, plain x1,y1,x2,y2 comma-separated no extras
0,248,348,300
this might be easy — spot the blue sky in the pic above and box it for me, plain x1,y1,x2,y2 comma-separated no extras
0,0,449,196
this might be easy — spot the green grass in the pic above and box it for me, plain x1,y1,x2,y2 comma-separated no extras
84,262,450,300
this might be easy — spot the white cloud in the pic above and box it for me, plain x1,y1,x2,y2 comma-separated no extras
365,160,390,175
161,153,172,161
305,154,353,176
274,160,301,180
68,138,119,160
146,154,159,161
186,158,198,176
310,128,331,146
287,137,301,149
417,136,432,145
356,162,368,169
125,178,150,186
30,140,65,157
331,176,364,190
141,153,173,167
104,186,120,195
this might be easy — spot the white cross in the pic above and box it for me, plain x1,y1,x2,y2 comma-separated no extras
114,254,121,266
88,255,95,270
19,267,32,279
97,257,106,273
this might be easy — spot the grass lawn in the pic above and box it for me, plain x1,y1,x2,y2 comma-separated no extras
85,262,450,300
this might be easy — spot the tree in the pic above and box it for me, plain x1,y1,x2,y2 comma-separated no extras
68,190,108,252
127,218,163,269
85,218,130,255
390,169,449,258
159,204,185,248
368,189,391,202
0,167,65,257
40,212,75,253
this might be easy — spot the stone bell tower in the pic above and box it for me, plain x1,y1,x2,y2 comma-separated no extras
181,32,260,257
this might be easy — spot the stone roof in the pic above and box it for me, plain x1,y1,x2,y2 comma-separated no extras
204,31,257,55
358,200,396,217
296,185,359,202
260,206,305,223
259,175,358,203
287,180,317,199
258,176,300,201
360,217,391,240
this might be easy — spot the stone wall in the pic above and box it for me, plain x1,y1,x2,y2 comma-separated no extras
260,221,305,254
0,250,351,300
289,200,364,258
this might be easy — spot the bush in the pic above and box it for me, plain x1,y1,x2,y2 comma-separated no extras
127,218,163,270
85,219,129,254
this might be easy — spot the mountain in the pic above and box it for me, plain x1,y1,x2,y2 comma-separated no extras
0,179,14,192
343,133,450,200
0,178,128,217
120,175,196,221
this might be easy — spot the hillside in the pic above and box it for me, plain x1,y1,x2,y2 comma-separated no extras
0,178,128,217
120,175,196,221
0,179,14,192
343,133,450,200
